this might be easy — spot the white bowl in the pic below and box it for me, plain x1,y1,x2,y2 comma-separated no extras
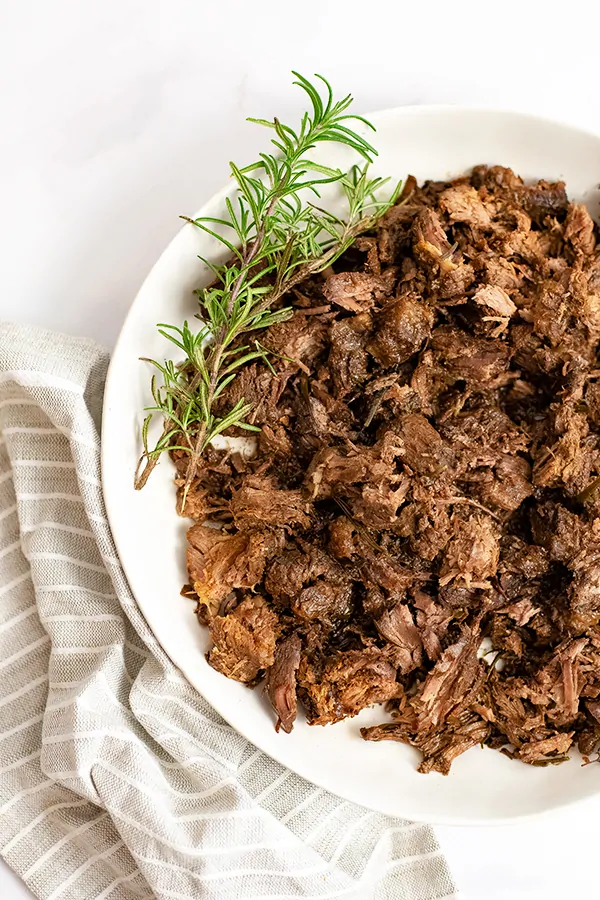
102,106,600,824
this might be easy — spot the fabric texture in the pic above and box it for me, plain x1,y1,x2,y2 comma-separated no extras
0,322,458,900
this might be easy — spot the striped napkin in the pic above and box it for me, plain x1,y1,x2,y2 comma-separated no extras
0,322,458,900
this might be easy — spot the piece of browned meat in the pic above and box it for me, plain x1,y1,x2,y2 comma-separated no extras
376,603,423,674
176,164,600,774
298,648,404,725
208,595,280,683
187,525,284,620
229,475,311,530
367,294,433,367
267,634,302,733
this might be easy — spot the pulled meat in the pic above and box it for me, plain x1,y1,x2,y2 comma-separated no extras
367,294,433,367
187,525,283,620
298,648,403,725
177,165,600,773
230,476,311,530
267,634,302,733
208,595,280,683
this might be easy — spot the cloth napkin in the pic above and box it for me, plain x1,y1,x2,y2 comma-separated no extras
0,322,458,900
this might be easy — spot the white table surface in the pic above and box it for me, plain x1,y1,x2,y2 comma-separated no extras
2,2,600,898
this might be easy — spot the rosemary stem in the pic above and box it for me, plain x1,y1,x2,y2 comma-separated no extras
178,342,226,512
134,73,400,497
177,185,290,508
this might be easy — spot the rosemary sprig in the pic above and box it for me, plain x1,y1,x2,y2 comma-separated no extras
135,72,402,510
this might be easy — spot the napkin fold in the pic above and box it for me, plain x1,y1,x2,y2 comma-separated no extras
0,322,457,900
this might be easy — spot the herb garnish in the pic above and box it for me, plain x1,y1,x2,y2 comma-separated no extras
135,72,401,510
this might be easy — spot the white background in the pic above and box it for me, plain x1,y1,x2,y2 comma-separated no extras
2,2,600,898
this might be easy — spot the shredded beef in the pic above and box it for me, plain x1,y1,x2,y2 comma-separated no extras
367,294,433,367
323,271,395,312
229,475,311,530
177,165,600,773
267,633,302,733
187,525,283,620
440,512,500,588
394,414,454,476
473,284,517,319
298,648,403,725
439,183,493,231
328,313,371,396
376,603,423,673
208,595,280,683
